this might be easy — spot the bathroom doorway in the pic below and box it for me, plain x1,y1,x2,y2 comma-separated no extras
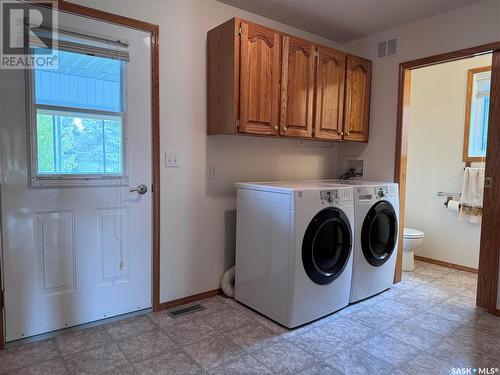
395,43,500,315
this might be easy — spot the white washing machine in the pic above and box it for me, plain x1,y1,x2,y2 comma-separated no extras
234,181,354,328
324,180,400,303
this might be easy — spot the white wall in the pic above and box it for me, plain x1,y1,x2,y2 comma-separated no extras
338,0,500,308
69,0,343,303
405,55,490,269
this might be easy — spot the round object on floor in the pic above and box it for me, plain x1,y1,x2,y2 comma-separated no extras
221,266,235,297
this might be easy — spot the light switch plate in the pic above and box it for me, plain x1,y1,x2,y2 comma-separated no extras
208,164,216,180
165,152,180,167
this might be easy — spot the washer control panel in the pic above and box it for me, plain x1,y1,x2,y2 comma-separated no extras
320,190,339,203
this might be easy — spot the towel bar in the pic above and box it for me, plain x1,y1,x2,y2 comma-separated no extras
437,191,461,198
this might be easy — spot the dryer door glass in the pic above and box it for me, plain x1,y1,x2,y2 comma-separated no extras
361,201,398,266
302,208,352,285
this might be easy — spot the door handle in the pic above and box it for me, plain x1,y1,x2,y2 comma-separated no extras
129,184,148,195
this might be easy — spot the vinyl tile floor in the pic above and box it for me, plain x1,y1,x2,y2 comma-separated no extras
1,260,499,375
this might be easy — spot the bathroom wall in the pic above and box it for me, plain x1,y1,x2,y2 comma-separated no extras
405,55,491,269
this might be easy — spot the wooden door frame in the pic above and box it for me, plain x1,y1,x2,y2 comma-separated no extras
0,0,160,349
394,41,500,315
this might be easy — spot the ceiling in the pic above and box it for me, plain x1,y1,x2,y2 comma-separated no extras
217,0,484,43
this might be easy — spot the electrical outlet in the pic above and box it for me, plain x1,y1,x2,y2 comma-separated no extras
208,164,216,180
165,152,180,167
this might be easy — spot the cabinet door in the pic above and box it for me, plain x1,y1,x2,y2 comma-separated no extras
314,46,346,140
280,36,315,138
344,55,372,142
239,22,281,135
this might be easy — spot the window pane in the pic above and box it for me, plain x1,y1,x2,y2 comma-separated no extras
482,96,489,153
34,48,123,112
468,71,490,159
36,109,123,175
476,77,490,93
468,94,489,158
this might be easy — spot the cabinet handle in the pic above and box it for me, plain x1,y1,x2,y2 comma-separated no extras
283,126,288,131
340,131,344,136
273,125,278,130
346,131,350,136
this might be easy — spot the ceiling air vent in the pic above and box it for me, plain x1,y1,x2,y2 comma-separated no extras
377,38,398,59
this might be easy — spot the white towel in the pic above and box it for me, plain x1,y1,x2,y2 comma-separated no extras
459,167,484,224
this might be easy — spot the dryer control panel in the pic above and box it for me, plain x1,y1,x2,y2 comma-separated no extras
356,184,398,202
375,186,389,199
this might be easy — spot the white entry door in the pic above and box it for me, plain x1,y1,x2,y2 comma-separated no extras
0,10,152,341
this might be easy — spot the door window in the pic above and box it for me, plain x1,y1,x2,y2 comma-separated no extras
30,48,126,186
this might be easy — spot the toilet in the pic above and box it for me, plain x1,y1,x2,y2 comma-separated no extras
402,227,425,271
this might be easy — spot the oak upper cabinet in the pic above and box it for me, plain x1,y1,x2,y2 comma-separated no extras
207,18,240,136
207,18,372,142
343,55,372,142
239,22,282,136
314,46,346,140
280,36,315,138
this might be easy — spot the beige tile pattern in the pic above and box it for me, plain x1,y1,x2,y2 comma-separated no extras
64,342,130,374
106,315,157,341
56,326,112,358
0,339,59,374
183,336,245,370
133,349,202,375
116,330,176,363
251,341,317,375
10,359,67,375
208,354,272,375
2,260,500,375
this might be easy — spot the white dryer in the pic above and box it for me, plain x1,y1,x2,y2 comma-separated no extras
329,181,400,303
234,181,354,328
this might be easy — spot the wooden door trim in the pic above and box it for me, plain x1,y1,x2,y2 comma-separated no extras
394,42,500,315
0,0,160,350
394,67,411,284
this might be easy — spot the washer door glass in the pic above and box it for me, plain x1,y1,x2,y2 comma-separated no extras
361,201,398,266
302,208,352,285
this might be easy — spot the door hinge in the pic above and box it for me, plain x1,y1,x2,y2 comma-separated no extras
0,290,4,310
485,176,493,188
238,27,242,35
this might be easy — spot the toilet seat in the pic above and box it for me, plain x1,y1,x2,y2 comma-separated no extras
403,227,424,239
